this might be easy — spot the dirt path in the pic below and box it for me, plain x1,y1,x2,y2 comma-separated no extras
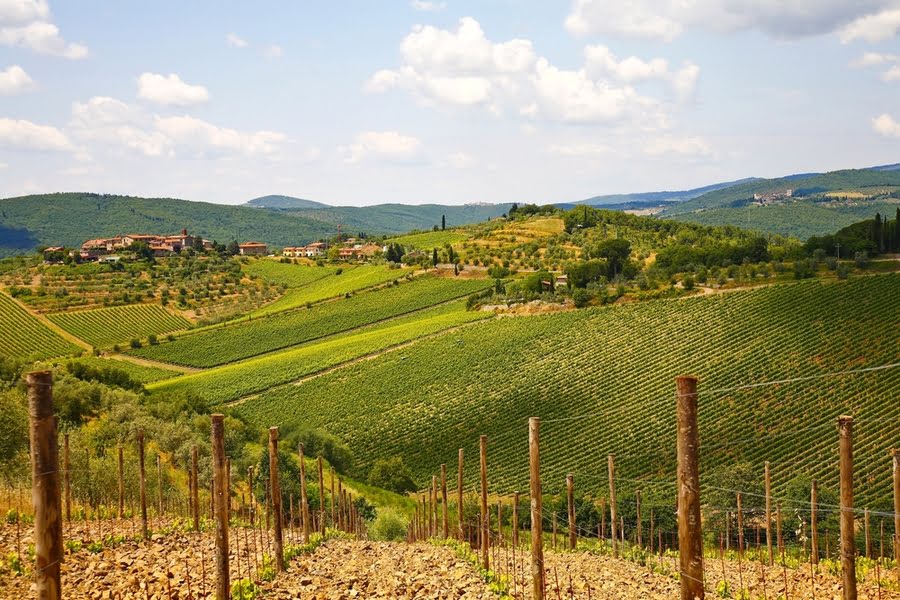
104,352,199,374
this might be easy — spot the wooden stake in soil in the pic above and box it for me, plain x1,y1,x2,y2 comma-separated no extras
268,427,284,573
567,475,576,550
458,448,465,541
480,434,489,571
441,463,449,539
675,375,704,600
27,371,63,600
528,417,545,600
635,489,642,548
317,456,326,536
864,508,871,559
63,433,71,523
837,415,857,600
776,503,783,557
117,445,124,519
298,443,310,543
156,454,163,516
893,448,900,579
765,461,773,566
608,454,618,558
191,445,199,532
513,491,520,547
811,479,819,565
330,466,336,528
211,415,229,600
137,428,148,540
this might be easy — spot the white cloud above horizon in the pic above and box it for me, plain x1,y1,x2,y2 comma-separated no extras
226,32,248,48
0,64,34,94
0,117,73,152
0,1,87,58
343,130,424,164
137,73,210,107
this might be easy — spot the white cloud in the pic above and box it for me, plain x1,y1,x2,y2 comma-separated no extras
644,135,713,158
851,51,900,67
0,21,87,58
137,72,210,107
343,131,423,164
0,0,49,25
367,17,687,128
264,44,283,58
226,33,248,48
0,117,73,151
411,0,446,11
0,64,34,94
69,96,287,159
566,0,898,41
839,8,900,42
872,113,900,136
881,65,900,80
155,115,285,157
0,161,7,169
446,151,474,168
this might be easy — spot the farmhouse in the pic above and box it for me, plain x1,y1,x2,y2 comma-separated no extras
283,242,325,258
77,229,211,259
239,242,268,256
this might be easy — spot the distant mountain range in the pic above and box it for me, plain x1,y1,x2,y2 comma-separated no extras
1,163,898,257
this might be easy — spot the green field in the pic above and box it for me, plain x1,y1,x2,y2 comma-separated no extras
0,291,82,360
389,230,471,249
148,301,491,403
242,259,339,288
131,276,491,367
251,264,413,315
62,356,185,384
236,275,900,508
47,304,191,347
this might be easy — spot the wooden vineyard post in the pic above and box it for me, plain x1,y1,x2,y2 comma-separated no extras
117,444,128,517
156,454,163,516
441,463,449,539
63,433,71,524
636,489,642,548
317,457,326,535
811,479,819,565
567,475,576,550
330,466,336,528
480,435,489,570
765,461,773,566
600,497,606,540
776,503,783,557
512,491,520,547
431,475,438,536
893,449,899,577
191,445,199,531
864,508,871,559
838,415,857,600
298,443,310,543
528,417,545,600
27,371,63,600
268,427,284,573
676,375,704,600
458,448,465,541
737,493,744,557
137,428,148,540
608,454,618,558
211,415,229,600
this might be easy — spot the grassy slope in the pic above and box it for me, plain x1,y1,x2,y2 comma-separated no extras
388,230,472,249
236,275,900,508
0,290,82,360
148,300,491,403
0,193,336,256
48,304,191,347
131,275,490,367
58,356,184,384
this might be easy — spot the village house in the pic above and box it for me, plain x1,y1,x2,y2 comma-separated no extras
78,229,211,260
282,242,326,258
238,242,268,256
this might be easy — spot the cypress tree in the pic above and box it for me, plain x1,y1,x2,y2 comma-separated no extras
441,215,446,230
432,248,438,266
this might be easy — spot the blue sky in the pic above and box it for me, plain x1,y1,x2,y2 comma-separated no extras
1,0,899,206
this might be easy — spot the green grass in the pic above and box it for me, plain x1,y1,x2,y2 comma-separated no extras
251,264,413,316
47,304,191,348
131,276,491,368
148,301,491,403
0,291,81,360
242,259,339,288
235,274,900,509
62,356,184,383
389,230,471,249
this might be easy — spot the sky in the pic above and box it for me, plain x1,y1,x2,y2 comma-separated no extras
1,1,900,206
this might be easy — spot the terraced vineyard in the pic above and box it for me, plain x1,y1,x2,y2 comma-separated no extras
252,263,413,316
61,356,185,383
242,259,339,287
236,274,900,508
47,304,191,348
148,301,491,403
0,291,82,360
132,276,491,367
388,230,471,249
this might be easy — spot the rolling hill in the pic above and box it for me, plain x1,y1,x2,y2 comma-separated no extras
572,178,757,207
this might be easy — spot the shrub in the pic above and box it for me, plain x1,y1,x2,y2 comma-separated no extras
148,334,158,345
572,288,590,308
369,456,417,494
369,508,408,541
129,338,142,349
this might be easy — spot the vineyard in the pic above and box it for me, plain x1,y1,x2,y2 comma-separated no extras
241,259,338,288
60,356,185,384
0,291,81,360
388,230,472,249
47,304,191,348
251,263,412,316
235,274,900,509
148,301,492,403
131,275,491,368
